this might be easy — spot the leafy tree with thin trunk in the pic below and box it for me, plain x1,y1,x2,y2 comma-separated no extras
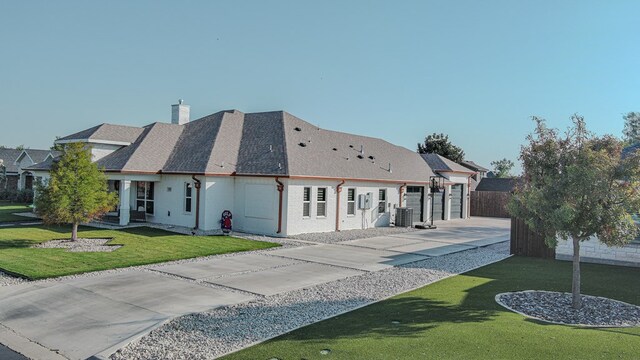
35,143,117,241
490,158,515,178
417,133,465,163
508,115,640,309
623,111,640,145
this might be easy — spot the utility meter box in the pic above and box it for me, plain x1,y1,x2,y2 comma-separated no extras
358,192,373,209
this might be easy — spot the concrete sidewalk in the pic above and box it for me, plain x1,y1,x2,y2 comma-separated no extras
0,217,510,359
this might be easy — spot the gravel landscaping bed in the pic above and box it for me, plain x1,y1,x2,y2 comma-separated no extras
0,271,26,286
111,245,510,360
496,291,640,327
290,226,419,243
33,238,122,252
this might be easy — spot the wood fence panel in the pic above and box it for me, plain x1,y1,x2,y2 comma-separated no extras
470,191,511,218
510,218,555,258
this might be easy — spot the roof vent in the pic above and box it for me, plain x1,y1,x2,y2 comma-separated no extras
294,127,302,132
349,145,354,148
299,142,307,147
357,155,364,159
368,155,375,160
332,148,337,151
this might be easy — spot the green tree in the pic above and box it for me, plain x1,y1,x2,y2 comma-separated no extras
15,145,26,151
417,133,465,162
622,111,640,145
508,115,640,309
35,143,117,241
490,158,515,178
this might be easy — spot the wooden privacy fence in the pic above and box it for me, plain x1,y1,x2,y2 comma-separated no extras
470,191,511,218
510,218,556,258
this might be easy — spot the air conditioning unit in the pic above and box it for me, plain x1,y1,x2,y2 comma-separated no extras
395,207,414,227
358,193,372,209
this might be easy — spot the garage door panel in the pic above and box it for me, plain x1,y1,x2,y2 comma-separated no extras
406,186,424,223
431,192,444,221
450,185,463,219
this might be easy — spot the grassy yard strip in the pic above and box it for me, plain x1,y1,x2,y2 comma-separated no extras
0,225,279,279
0,202,32,223
223,257,640,360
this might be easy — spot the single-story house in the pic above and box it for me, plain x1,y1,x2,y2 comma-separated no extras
0,148,60,192
28,102,475,236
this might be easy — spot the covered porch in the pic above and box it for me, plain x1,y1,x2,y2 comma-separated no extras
105,174,161,226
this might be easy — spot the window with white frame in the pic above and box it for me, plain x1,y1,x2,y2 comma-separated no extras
303,187,311,217
378,189,387,213
136,181,155,215
347,188,356,216
317,187,327,217
184,182,193,213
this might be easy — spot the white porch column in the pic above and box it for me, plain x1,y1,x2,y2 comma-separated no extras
119,180,131,226
444,184,452,221
424,186,431,222
464,183,470,219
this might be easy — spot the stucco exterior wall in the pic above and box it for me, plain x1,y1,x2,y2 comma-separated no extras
89,143,123,161
147,175,199,229
285,179,403,236
232,177,284,236
556,237,640,267
202,176,235,231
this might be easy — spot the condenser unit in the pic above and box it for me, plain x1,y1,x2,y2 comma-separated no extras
395,207,414,227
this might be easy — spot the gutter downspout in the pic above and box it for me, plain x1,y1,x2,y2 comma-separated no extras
192,175,201,230
399,183,407,207
275,177,284,234
335,179,346,231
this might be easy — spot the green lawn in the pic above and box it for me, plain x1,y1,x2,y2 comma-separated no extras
223,257,640,360
0,225,279,279
0,202,32,223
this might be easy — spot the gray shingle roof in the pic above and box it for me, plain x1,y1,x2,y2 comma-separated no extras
54,110,436,183
282,112,432,182
460,160,490,172
475,177,519,192
420,154,474,174
57,123,145,144
97,122,183,172
0,149,24,173
0,148,60,173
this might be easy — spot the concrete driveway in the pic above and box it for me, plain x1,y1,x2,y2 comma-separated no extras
0,217,509,359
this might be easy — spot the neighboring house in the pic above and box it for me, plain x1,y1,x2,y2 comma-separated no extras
475,177,518,192
0,148,60,192
460,160,490,191
419,154,475,221
29,101,477,236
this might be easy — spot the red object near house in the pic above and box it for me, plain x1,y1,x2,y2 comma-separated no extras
221,210,232,234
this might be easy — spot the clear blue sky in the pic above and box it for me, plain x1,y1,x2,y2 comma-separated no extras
1,1,638,173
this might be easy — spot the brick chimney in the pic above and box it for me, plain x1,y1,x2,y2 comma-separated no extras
171,99,190,125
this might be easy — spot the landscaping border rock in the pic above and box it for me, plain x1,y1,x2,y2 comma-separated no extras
496,290,640,328
32,238,122,252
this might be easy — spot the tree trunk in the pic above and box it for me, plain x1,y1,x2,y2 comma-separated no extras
71,222,78,242
571,236,581,309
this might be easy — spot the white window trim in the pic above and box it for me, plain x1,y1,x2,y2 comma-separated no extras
347,188,356,216
317,187,327,218
136,181,155,215
302,187,312,219
184,182,193,214
378,189,387,214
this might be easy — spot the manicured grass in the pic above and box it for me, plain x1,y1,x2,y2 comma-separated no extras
223,257,640,360
0,225,279,279
0,202,32,223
